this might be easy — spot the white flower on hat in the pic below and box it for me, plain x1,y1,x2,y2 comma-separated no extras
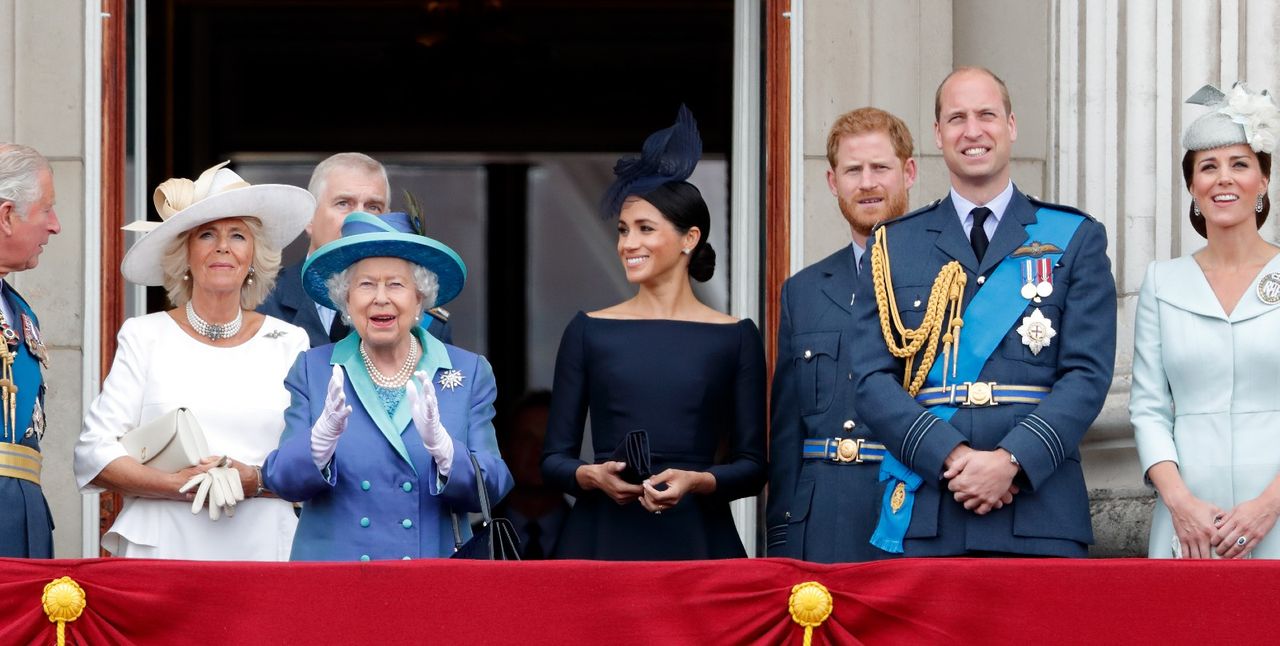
1220,83,1280,153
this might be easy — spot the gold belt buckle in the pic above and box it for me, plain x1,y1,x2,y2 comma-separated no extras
964,381,997,406
835,438,864,463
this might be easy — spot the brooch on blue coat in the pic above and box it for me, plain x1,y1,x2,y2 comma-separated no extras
437,369,465,392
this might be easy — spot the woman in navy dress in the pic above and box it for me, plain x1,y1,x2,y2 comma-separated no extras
541,107,766,560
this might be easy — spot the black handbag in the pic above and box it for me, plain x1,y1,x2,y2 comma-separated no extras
450,451,521,560
610,430,653,485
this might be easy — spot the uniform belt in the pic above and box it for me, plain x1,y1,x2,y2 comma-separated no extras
913,382,1050,408
802,438,887,463
0,443,41,486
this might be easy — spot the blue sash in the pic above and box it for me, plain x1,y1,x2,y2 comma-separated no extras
870,208,1085,553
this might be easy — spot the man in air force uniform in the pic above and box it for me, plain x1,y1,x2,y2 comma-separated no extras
848,68,1116,557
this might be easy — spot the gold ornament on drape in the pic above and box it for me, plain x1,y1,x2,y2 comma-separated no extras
42,576,86,646
788,581,833,646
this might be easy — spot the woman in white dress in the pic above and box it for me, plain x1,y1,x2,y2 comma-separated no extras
74,162,313,559
1132,83,1280,559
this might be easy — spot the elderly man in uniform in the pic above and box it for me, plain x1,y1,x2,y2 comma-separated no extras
0,143,61,558
767,107,917,562
259,152,451,345
849,67,1116,557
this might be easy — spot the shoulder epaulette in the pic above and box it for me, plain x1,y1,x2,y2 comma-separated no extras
427,307,450,324
871,198,942,235
1026,195,1097,221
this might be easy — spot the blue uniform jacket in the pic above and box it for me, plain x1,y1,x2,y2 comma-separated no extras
0,283,52,558
264,329,513,561
258,261,452,347
848,188,1116,556
766,247,896,562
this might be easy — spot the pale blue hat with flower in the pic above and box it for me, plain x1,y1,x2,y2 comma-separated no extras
1183,82,1280,154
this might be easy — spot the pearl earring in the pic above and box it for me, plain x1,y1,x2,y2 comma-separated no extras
246,266,256,286
182,270,190,281
1193,201,1202,218
681,248,691,255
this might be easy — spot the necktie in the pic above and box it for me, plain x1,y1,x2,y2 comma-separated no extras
969,207,992,262
523,521,544,560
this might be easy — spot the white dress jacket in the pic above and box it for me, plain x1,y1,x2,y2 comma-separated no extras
1131,255,1280,559
75,312,307,559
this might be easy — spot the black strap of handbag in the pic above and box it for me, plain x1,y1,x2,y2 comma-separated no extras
451,451,492,551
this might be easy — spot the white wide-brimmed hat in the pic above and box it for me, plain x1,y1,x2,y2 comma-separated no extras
120,161,315,286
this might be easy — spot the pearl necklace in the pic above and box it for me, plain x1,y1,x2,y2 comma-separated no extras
186,301,243,341
360,337,420,388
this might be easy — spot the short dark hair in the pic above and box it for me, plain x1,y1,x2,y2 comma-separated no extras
934,67,1013,122
632,181,717,282
1181,148,1272,238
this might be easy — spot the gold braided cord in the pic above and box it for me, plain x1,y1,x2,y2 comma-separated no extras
870,226,968,396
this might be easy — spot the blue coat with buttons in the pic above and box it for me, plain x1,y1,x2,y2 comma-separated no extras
848,188,1116,557
766,246,898,563
264,327,513,561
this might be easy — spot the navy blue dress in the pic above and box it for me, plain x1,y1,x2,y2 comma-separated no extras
541,312,767,560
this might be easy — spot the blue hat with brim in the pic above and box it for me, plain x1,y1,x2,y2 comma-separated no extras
302,211,467,312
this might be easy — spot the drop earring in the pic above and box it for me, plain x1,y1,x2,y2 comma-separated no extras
182,270,190,281
246,266,256,286
1257,194,1266,214
1193,201,1202,218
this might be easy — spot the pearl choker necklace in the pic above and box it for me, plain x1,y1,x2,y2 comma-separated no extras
360,337,420,388
186,302,243,341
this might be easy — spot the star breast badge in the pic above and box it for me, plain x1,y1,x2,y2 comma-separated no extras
437,369,465,392
1016,308,1056,356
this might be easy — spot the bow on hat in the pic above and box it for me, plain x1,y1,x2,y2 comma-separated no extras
123,161,249,233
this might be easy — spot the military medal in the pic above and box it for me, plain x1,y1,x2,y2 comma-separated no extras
1257,272,1280,305
1020,259,1037,299
25,397,44,440
1035,258,1054,298
890,481,907,513
21,314,48,368
437,369,465,392
1016,308,1057,355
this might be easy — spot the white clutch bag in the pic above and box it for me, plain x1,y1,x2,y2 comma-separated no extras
120,407,210,473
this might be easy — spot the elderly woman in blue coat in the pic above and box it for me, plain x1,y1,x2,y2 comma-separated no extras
264,211,512,561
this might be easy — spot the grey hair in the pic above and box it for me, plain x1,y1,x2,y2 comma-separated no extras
307,153,390,203
160,217,283,309
325,260,440,322
0,144,51,216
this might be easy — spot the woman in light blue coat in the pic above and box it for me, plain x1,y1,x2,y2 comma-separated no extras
264,211,512,561
1132,83,1280,559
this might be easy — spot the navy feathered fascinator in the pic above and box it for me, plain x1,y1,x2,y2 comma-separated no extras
601,104,703,217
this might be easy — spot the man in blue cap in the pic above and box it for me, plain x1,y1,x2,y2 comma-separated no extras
259,153,451,346
849,67,1116,557
0,143,61,557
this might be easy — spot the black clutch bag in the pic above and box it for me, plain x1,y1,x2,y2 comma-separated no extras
450,452,521,560
611,430,653,485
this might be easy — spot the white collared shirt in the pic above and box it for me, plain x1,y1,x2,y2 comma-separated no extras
851,240,866,275
951,181,1015,240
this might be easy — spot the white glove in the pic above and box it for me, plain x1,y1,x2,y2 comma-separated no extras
406,370,454,477
179,460,245,521
311,365,352,469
